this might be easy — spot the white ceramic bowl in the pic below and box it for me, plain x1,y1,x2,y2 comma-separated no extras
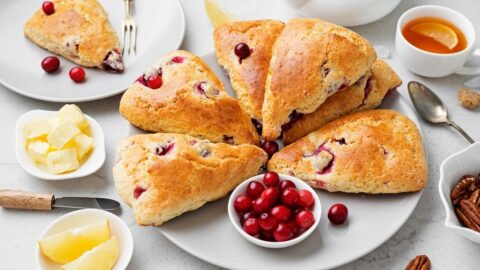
36,209,133,270
439,142,480,244
15,110,105,180
283,0,402,27
228,174,321,248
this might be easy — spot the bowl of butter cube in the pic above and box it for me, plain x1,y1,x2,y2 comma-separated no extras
15,104,105,180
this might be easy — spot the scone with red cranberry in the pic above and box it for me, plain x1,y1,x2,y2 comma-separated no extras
113,133,268,226
214,20,285,133
283,59,402,144
119,50,260,145
24,0,124,72
268,110,427,194
262,18,376,141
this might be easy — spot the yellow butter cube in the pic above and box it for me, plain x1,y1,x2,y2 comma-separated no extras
23,118,51,139
47,148,79,174
27,140,51,164
73,133,94,160
47,122,81,149
59,105,89,130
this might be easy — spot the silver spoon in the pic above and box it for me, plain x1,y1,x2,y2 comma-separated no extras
408,81,475,144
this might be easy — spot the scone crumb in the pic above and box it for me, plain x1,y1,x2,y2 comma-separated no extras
458,87,480,110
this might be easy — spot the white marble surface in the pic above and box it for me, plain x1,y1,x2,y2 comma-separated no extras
1,0,480,269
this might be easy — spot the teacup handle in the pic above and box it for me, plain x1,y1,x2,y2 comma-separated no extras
455,48,480,76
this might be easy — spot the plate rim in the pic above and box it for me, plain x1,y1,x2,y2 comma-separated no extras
0,0,186,103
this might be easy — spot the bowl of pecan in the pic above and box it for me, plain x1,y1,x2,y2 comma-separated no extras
439,142,480,243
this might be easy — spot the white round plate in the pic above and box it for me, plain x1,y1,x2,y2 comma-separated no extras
128,53,424,269
0,0,185,102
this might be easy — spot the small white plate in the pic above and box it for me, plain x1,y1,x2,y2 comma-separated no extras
228,174,322,248
0,0,185,102
439,142,480,244
15,110,105,180
36,209,134,270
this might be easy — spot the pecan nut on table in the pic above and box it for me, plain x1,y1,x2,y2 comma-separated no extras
450,174,480,232
405,255,431,270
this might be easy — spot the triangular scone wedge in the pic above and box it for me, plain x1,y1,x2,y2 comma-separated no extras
24,0,124,72
119,50,260,145
268,110,427,194
283,60,402,145
262,18,376,141
214,20,285,132
113,133,268,226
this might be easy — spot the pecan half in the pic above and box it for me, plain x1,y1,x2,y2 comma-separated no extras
405,255,430,270
451,175,479,206
456,199,480,232
470,189,480,206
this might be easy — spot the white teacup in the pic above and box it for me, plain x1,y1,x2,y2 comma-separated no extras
396,5,480,78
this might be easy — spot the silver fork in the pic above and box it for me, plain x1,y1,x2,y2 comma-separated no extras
122,0,136,55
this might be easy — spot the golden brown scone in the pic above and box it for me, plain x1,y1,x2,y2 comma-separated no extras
283,59,402,145
113,133,268,226
214,20,285,131
24,0,124,72
262,18,376,141
268,110,427,194
119,50,260,145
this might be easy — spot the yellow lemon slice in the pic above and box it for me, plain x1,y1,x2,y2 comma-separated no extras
61,236,119,270
204,0,235,27
411,22,459,50
39,219,110,264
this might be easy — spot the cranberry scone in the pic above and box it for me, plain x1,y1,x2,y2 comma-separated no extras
214,20,285,133
268,110,427,193
119,50,260,145
262,18,376,141
113,133,268,226
24,0,124,72
283,59,402,145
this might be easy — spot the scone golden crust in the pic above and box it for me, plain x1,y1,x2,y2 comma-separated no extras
113,133,268,226
24,0,124,72
119,50,260,145
283,60,402,145
262,18,376,141
214,20,285,126
268,110,427,194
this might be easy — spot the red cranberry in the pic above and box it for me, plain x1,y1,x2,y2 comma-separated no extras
263,171,280,187
41,56,60,73
147,75,162,89
261,141,279,158
298,189,315,208
246,181,264,199
240,212,256,225
270,205,291,223
260,187,279,205
42,1,55,15
260,230,274,241
155,143,174,156
234,194,251,213
234,43,251,63
281,187,299,207
280,180,296,190
243,217,260,236
295,209,315,229
258,213,277,231
69,67,86,83
133,186,146,199
252,197,270,214
273,223,294,242
288,220,299,236
171,56,185,63
328,203,348,225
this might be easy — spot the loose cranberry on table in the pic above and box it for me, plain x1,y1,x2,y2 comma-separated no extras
234,43,251,63
328,203,348,225
147,75,162,89
261,141,279,158
263,171,280,187
234,194,251,213
247,181,264,199
69,67,86,83
42,1,55,15
298,189,315,208
41,56,60,73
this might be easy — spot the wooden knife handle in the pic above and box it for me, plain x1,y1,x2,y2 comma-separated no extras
0,190,53,211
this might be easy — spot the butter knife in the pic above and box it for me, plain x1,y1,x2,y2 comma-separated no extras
0,189,120,211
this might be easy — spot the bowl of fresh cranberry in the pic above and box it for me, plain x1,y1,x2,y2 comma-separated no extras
228,172,321,248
